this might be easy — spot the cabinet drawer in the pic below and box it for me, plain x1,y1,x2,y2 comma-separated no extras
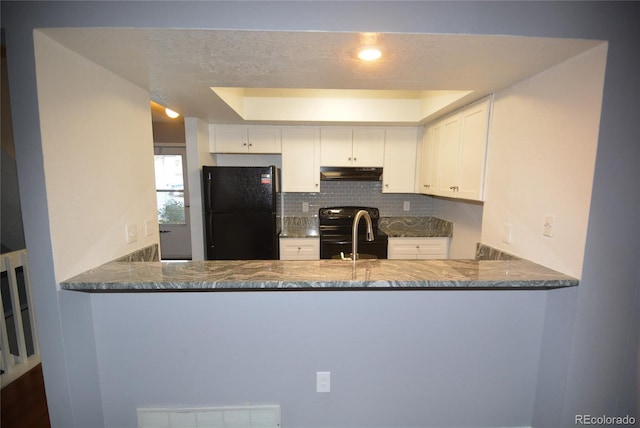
279,238,320,260
387,237,450,259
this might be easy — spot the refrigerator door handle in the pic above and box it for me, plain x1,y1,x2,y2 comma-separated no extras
204,171,214,258
205,172,212,212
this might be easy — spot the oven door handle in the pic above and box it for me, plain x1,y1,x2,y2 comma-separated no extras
332,239,352,245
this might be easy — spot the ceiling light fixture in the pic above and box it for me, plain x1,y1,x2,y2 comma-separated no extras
165,107,180,119
357,47,382,61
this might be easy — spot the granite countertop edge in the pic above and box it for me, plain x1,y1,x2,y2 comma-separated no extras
61,279,577,292
60,259,578,293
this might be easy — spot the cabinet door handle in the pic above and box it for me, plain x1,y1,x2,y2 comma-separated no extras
348,157,352,161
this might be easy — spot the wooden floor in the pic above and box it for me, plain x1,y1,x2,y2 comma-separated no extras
1,364,51,428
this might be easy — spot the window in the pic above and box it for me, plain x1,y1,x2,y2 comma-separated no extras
154,154,186,224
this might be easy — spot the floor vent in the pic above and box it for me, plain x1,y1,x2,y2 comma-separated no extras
137,404,281,428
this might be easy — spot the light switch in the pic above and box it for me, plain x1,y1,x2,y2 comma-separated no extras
543,215,556,237
126,224,138,244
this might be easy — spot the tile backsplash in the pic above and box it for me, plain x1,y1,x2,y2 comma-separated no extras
282,181,435,217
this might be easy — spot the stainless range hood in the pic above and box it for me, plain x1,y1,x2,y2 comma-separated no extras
320,167,383,181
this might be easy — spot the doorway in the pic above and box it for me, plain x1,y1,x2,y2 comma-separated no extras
154,146,192,260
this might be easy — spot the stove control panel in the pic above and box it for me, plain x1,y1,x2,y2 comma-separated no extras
319,207,380,220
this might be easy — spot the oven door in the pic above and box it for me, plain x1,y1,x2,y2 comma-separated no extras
320,237,388,260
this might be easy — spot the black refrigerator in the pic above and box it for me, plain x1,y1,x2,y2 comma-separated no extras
202,166,280,260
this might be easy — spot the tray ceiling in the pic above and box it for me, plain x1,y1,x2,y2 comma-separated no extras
39,28,602,125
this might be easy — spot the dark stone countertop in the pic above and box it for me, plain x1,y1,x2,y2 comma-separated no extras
279,216,453,239
61,257,578,292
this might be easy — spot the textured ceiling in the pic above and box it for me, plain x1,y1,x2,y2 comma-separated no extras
39,28,602,125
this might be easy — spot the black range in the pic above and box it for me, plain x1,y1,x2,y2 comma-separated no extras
319,206,388,260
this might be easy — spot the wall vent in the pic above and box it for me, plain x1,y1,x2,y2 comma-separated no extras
137,404,280,428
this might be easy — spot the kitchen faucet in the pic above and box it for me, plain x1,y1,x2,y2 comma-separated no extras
351,209,375,262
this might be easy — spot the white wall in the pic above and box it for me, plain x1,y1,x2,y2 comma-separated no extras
33,31,158,282
27,29,160,427
185,117,215,261
481,44,607,278
92,291,547,428
434,198,483,259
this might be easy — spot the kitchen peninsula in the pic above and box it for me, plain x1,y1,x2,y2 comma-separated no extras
60,244,577,292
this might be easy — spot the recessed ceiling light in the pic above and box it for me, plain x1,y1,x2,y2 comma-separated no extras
357,47,382,61
165,108,180,119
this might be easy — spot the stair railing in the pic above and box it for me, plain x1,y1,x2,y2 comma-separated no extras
1,249,41,387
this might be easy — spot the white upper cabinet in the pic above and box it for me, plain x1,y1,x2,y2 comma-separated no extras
419,123,440,195
352,128,385,166
206,102,489,199
281,127,320,193
456,99,491,200
434,97,491,201
210,125,281,153
320,127,385,167
436,113,463,196
382,127,418,193
319,128,352,166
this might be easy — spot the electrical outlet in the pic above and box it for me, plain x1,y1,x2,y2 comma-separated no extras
403,201,410,211
126,224,138,244
302,202,309,213
543,215,556,237
316,371,330,393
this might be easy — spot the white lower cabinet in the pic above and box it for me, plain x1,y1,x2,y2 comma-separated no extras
279,238,320,260
387,237,450,259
